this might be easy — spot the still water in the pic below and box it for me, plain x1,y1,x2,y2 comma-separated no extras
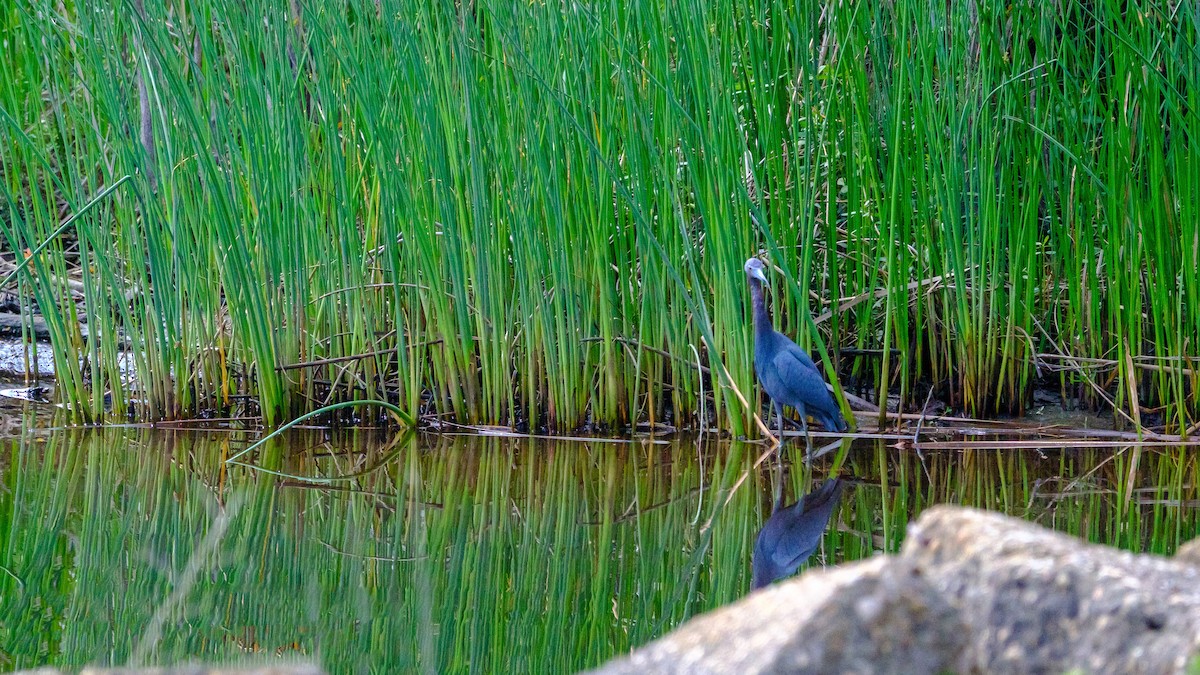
2,417,1198,673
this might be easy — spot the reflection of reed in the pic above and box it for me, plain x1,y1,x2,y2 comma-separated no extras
3,429,1198,671
131,494,242,666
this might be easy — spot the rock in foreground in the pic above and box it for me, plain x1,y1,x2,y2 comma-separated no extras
594,506,1200,674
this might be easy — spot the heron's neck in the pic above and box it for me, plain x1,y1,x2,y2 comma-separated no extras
749,278,773,336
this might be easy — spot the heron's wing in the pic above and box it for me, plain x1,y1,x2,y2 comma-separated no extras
767,531,821,574
781,338,821,374
767,480,844,571
768,343,839,412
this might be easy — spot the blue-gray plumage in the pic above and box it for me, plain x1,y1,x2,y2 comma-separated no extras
751,478,844,589
744,257,848,444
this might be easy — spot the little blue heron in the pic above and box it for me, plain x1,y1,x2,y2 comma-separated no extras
744,257,848,448
751,477,845,589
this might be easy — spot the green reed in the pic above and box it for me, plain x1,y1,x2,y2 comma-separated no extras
1,0,1198,430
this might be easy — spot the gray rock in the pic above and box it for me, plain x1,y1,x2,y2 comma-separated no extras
1173,538,1200,567
906,506,1200,674
594,556,969,674
594,506,1200,675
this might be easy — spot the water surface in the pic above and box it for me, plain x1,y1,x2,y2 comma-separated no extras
2,423,1197,673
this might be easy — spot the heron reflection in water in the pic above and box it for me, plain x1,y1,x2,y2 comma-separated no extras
752,477,845,590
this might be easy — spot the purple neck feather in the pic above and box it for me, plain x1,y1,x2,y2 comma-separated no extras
748,276,773,336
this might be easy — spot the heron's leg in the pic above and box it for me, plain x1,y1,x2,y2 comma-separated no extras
773,401,784,448
771,422,784,511
797,403,812,468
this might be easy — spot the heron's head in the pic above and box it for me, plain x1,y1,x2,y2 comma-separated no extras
743,257,769,285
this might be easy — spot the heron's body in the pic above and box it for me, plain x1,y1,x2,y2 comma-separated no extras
744,258,848,436
751,478,844,589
